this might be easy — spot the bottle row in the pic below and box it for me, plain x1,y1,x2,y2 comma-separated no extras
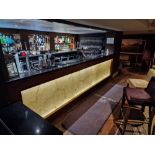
0,33,76,54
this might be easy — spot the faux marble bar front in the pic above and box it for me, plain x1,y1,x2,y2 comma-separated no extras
21,59,113,118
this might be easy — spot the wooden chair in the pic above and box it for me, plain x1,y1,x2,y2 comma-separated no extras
118,77,155,135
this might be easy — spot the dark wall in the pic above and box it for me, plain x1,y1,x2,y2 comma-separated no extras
123,34,155,39
112,32,123,73
79,33,106,38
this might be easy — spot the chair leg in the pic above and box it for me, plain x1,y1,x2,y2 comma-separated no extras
121,88,126,108
122,105,131,135
148,106,155,135
117,88,130,134
117,88,126,120
141,105,145,112
152,125,155,135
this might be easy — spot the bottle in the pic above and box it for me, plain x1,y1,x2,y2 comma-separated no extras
106,49,109,56
7,61,18,78
46,54,52,67
42,54,47,68
38,56,43,69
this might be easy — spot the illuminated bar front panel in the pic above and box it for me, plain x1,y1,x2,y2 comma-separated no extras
21,59,113,118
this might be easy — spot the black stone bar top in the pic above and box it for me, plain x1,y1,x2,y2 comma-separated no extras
0,102,62,135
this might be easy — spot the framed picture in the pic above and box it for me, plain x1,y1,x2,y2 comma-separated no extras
121,39,146,52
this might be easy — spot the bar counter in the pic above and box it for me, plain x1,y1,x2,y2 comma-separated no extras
1,54,115,118
5,52,112,83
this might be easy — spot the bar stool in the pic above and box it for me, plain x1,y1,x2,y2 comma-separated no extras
119,77,155,135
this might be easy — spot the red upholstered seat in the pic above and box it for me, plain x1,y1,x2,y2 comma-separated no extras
125,88,152,104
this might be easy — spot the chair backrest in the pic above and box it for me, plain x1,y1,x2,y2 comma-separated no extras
146,69,155,81
146,76,155,100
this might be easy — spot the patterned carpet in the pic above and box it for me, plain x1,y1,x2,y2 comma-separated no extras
51,67,154,135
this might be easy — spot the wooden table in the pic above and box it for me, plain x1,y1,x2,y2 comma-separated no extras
120,52,143,66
